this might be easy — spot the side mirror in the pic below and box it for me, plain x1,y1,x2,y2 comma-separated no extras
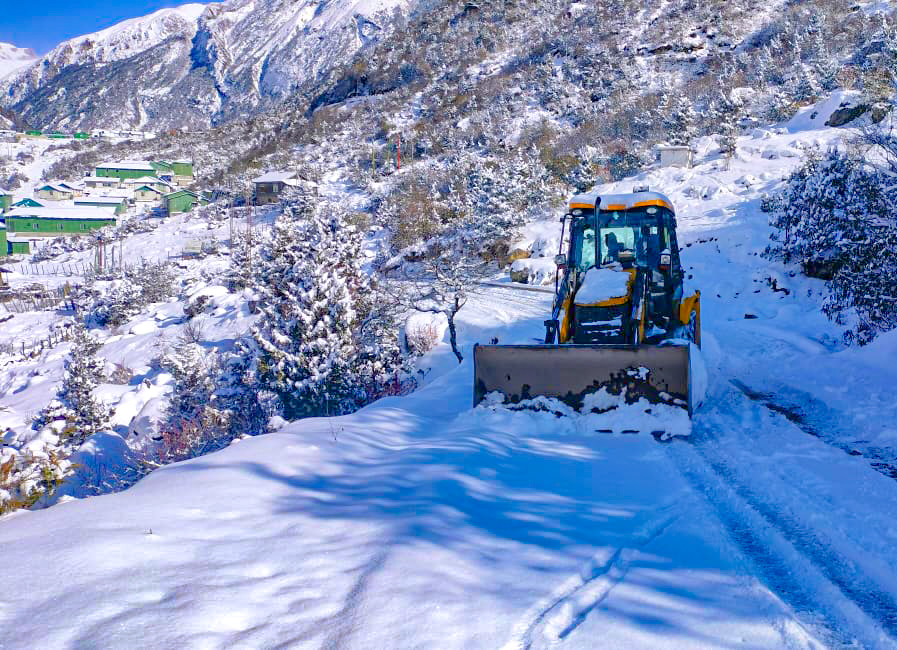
554,254,567,266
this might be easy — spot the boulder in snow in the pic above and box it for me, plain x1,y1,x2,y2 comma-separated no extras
128,397,167,443
510,258,556,285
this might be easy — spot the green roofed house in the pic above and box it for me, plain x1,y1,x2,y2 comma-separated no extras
13,197,45,208
0,222,5,255
74,196,127,215
150,161,174,174
73,132,90,140
0,191,11,214
158,160,195,187
36,183,74,201
171,160,193,178
164,190,200,215
134,185,164,202
95,161,157,180
5,207,116,236
25,130,41,137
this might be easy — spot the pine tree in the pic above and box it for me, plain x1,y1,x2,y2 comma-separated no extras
665,95,698,146
34,324,110,449
251,199,400,419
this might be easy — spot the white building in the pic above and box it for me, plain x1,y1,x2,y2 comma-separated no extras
656,145,693,168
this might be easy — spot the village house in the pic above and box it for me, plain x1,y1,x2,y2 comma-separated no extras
35,183,75,201
74,196,128,215
5,235,38,255
0,191,10,214
0,223,28,256
133,184,164,202
95,161,157,180
12,198,45,208
164,189,202,215
656,145,693,168
252,171,299,205
57,181,85,197
170,160,194,186
84,175,122,190
4,206,117,236
123,176,173,193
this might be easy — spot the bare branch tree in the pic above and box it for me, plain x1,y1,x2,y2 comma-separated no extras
394,256,490,363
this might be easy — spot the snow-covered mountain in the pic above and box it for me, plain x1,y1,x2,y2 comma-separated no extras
0,42,37,82
0,0,413,131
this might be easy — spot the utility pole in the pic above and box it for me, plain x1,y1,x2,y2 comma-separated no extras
229,197,234,246
246,187,253,280
397,133,401,170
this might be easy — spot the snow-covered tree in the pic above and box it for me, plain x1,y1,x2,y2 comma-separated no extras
768,149,896,344
55,325,110,446
252,199,404,419
28,323,110,468
161,338,221,433
80,260,178,327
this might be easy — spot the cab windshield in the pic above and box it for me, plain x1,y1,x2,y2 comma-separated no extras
571,208,672,272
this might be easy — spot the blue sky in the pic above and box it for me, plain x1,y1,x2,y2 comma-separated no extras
0,1,194,55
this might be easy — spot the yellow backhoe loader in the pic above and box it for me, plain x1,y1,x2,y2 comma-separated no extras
474,189,702,415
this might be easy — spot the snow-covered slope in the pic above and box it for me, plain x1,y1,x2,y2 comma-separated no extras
0,42,37,82
2,94,897,647
0,0,413,130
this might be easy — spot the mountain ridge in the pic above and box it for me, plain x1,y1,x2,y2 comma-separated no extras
0,0,412,131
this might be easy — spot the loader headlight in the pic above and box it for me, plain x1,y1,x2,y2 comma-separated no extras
572,209,583,216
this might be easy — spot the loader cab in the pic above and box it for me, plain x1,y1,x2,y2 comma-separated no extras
569,205,682,277
564,192,686,341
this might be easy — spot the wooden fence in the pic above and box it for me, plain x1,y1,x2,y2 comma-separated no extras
0,284,76,314
0,322,75,361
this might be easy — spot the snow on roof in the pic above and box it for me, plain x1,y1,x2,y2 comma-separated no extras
6,207,117,220
75,197,125,204
84,175,121,183
97,161,156,171
569,190,675,213
58,181,86,190
252,170,297,184
134,185,163,193
124,176,170,185
37,183,73,193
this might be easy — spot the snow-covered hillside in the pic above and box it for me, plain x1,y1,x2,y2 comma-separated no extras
1,93,897,647
0,43,36,81
0,0,413,130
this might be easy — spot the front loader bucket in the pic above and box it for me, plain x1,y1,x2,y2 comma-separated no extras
473,343,694,415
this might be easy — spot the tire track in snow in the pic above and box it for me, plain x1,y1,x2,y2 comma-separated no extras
670,391,897,648
500,498,684,650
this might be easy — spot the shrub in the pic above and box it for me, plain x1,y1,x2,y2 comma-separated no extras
768,149,897,344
